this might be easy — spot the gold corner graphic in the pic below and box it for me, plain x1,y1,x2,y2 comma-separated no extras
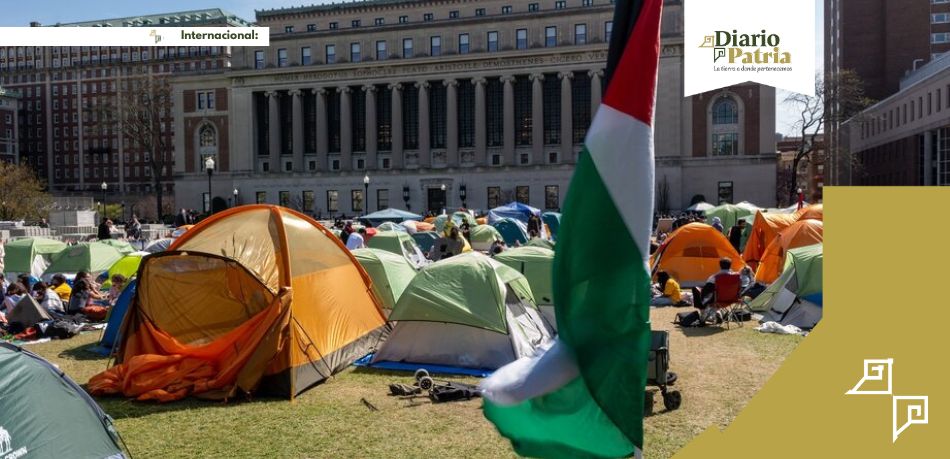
846,358,893,395
699,35,714,48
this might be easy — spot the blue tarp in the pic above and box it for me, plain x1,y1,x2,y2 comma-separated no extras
353,353,492,378
492,218,529,246
542,212,561,240
89,279,137,356
359,208,424,226
487,202,541,224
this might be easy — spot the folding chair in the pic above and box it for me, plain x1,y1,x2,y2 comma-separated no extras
710,273,750,329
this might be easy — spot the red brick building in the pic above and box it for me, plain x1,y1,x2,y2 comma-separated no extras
0,86,18,164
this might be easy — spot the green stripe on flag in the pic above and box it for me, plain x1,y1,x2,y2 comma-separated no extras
483,148,652,456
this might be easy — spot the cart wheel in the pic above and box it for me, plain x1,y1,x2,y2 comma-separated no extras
414,368,430,382
419,376,434,391
663,391,682,411
665,372,678,385
643,392,655,416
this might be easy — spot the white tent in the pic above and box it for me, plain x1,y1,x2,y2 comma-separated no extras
685,201,715,212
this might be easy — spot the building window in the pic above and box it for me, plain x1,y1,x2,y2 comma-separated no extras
254,50,265,69
278,48,288,67
717,181,734,204
279,191,290,207
329,22,338,30
403,84,420,149
377,189,389,210
712,97,739,124
556,1,567,8
517,28,528,49
458,80,475,148
502,5,513,14
377,85,392,150
356,158,366,170
933,33,950,44
327,190,339,213
548,151,559,164
326,44,336,64
528,3,540,12
352,19,361,28
575,24,587,44
582,0,593,5
514,76,533,146
449,10,459,19
545,26,557,47
352,189,364,212
520,153,530,165
424,13,434,21
605,21,614,42
516,186,530,205
308,160,317,171
430,36,442,56
303,191,315,212
486,78,504,147
330,158,341,170
475,8,486,16
307,24,316,32
284,25,294,33
376,40,387,60
351,42,361,62
458,34,470,54
374,17,385,26
327,90,341,152
256,191,267,204
487,31,499,52
545,185,559,209
403,38,413,58
933,13,950,24
301,46,311,65
352,88,366,151
399,15,408,24
572,72,592,143
543,74,561,144
712,133,739,156
487,187,501,208
430,82,447,148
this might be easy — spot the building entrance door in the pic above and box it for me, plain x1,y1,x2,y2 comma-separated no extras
427,188,446,214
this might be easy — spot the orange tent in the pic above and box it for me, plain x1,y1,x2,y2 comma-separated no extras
89,205,388,402
755,219,824,284
795,204,823,221
650,223,747,287
742,211,799,271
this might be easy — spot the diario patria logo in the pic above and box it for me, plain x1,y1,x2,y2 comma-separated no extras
0,426,28,459
698,29,792,70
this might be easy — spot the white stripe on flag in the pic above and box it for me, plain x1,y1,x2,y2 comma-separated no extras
585,104,655,262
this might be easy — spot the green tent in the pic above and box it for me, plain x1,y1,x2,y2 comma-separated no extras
749,243,823,329
366,231,426,266
0,342,126,458
375,221,407,233
433,211,478,233
352,248,417,312
542,212,562,240
374,252,552,370
469,224,504,251
524,238,555,250
3,237,67,276
97,239,135,254
411,231,439,253
43,242,123,275
704,203,755,234
494,246,555,305
101,252,145,290
738,214,756,252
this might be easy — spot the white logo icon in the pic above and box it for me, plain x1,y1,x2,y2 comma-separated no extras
0,426,12,456
845,359,929,443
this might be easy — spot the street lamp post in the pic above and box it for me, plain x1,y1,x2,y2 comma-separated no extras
459,184,467,209
204,157,215,214
100,182,108,218
233,188,239,208
363,174,370,216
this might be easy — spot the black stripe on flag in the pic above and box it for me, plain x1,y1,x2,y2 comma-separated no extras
604,0,646,90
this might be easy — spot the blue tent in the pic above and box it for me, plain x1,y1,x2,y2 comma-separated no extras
542,212,561,240
492,218,529,246
90,279,137,356
487,202,541,224
411,231,439,253
359,208,424,226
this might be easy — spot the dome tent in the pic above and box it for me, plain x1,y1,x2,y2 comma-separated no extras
366,230,427,267
704,203,756,234
0,342,127,458
373,252,553,371
742,211,799,271
2,237,67,278
749,244,823,329
43,242,123,277
352,248,418,313
359,208,423,226
433,211,478,233
468,224,505,251
755,219,823,284
492,218,529,246
493,246,557,329
650,223,747,287
89,205,388,402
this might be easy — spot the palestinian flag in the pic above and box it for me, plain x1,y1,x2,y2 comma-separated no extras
480,0,662,457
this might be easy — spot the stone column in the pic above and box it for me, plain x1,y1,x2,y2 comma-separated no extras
590,69,604,116
290,89,304,172
390,83,404,169
315,88,328,170
501,75,516,166
265,90,280,172
417,81,431,168
445,79,459,167
559,71,574,162
364,85,378,170
530,73,544,165
339,86,352,171
473,77,487,166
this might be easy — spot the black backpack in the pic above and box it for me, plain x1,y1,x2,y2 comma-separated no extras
673,310,703,327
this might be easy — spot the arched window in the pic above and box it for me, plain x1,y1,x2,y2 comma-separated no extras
199,124,216,148
712,97,738,125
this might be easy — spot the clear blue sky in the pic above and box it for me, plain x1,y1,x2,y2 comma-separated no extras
3,0,820,136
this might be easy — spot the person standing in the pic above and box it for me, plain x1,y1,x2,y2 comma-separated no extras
727,219,746,252
711,216,724,233
97,218,112,240
345,227,367,250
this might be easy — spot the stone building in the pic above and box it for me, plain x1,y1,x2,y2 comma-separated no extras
173,0,777,216
0,86,18,164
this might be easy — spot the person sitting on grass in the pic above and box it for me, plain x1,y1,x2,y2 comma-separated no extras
66,279,95,314
50,274,72,302
32,281,65,315
1,282,28,324
651,270,692,306
107,274,128,305
75,271,106,300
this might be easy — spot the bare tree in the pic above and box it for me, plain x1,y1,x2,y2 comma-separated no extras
92,70,174,221
656,175,671,214
785,70,872,202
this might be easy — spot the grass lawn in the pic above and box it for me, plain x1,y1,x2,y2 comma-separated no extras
24,307,801,458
